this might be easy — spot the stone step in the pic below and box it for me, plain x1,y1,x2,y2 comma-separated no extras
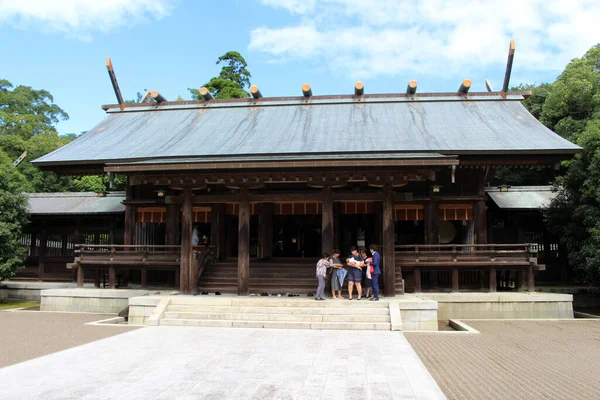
162,311,390,323
165,305,390,315
159,318,391,330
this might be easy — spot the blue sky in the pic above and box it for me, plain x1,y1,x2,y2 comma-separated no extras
1,0,599,135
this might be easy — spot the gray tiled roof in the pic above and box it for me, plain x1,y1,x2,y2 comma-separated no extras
33,94,579,167
27,192,125,215
486,186,555,209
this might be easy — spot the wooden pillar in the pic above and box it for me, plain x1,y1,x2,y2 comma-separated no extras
425,202,439,245
383,184,397,296
322,186,334,255
414,267,422,293
258,203,273,259
77,265,84,288
38,229,47,281
124,184,136,247
72,224,80,284
109,267,116,289
519,268,527,291
217,204,227,260
180,188,193,294
451,268,459,293
527,265,535,292
475,200,488,245
166,204,180,245
489,267,497,293
238,187,250,296
141,268,148,289
94,269,101,288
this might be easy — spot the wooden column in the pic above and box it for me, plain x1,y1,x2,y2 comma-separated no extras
258,203,274,259
333,202,342,250
216,204,227,260
72,224,80,283
238,187,250,296
94,269,101,288
414,267,422,293
527,265,535,292
425,202,439,245
475,200,488,245
109,267,116,289
519,268,527,291
322,186,334,254
180,188,193,294
166,204,180,245
77,264,84,288
451,268,459,293
124,184,136,247
38,229,47,281
489,267,497,293
383,184,397,296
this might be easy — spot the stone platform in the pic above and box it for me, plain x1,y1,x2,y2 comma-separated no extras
128,294,439,331
40,288,172,313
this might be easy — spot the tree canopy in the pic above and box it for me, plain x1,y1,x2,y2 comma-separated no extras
189,51,251,99
541,44,600,286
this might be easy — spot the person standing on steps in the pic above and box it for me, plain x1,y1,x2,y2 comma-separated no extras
346,246,364,300
329,250,344,299
369,244,381,301
315,252,331,301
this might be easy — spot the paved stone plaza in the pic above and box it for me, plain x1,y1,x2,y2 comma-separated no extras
0,325,445,400
406,320,600,400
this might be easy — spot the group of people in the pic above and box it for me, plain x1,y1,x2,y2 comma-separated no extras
315,244,381,301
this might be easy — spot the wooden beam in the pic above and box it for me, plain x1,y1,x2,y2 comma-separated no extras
199,87,214,100
322,186,334,254
406,80,417,95
354,81,364,96
151,90,167,103
458,79,472,94
105,57,124,108
238,187,250,296
485,79,494,92
502,40,516,93
180,188,193,294
139,91,152,103
250,85,262,99
383,184,396,297
302,83,312,97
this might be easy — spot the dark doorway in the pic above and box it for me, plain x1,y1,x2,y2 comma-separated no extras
338,214,376,255
273,214,321,258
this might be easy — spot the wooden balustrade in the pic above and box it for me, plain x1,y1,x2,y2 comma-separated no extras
395,244,539,293
69,244,216,290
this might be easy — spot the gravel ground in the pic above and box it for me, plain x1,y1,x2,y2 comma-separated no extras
0,311,139,369
405,320,600,400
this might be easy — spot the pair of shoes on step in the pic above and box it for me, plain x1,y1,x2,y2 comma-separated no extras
315,298,326,301
370,297,379,301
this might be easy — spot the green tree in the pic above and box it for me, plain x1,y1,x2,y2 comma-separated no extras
189,51,251,99
0,80,68,140
543,44,600,286
0,150,29,279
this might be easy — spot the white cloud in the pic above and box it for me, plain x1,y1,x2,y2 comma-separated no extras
0,0,176,41
251,0,600,78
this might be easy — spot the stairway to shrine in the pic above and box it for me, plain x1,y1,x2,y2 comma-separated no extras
199,259,318,294
157,296,393,330
199,260,405,295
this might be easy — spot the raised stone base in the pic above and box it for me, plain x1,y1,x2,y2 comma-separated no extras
40,289,168,313
1,281,93,301
422,292,573,321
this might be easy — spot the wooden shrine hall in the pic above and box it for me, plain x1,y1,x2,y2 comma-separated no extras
30,64,579,296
